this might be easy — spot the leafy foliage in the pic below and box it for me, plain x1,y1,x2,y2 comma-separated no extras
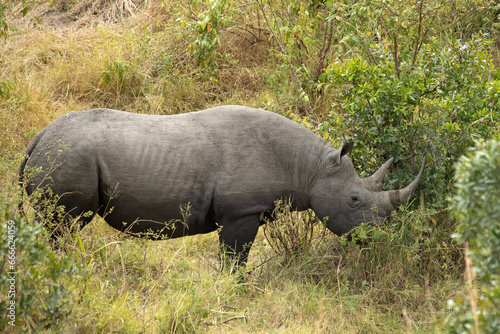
0,206,82,331
0,80,14,99
0,2,8,40
0,1,44,39
448,138,500,333
315,1,500,207
324,35,498,203
178,0,232,78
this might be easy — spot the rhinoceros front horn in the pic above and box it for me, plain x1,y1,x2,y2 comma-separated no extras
388,156,426,208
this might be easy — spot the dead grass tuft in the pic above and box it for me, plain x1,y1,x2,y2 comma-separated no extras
9,0,148,29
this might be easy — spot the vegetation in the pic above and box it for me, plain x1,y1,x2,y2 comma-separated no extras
1,0,499,332
0,208,81,330
448,138,500,333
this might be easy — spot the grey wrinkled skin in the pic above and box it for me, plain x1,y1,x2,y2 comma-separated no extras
19,106,424,265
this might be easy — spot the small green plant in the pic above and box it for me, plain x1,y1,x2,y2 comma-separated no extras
0,206,82,331
178,0,232,79
0,80,14,99
0,2,8,39
447,138,500,333
101,61,132,88
100,60,144,103
1,1,38,39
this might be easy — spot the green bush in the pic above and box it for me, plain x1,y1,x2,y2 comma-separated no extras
316,0,500,206
447,138,500,333
324,35,498,201
0,206,82,331
178,0,232,78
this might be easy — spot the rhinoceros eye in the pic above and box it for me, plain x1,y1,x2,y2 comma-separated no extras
346,194,360,208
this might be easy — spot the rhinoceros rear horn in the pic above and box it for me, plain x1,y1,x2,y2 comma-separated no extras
389,156,426,208
364,157,394,191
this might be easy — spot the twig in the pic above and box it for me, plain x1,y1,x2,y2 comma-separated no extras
411,0,426,68
419,84,438,97
397,152,423,162
365,98,381,136
204,315,247,326
233,2,256,10
0,131,24,138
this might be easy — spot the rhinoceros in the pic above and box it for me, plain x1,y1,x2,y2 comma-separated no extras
19,105,425,265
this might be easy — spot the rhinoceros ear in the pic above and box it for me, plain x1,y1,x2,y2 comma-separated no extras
327,140,353,167
340,140,354,156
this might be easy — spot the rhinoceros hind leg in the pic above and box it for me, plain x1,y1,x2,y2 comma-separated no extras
35,190,98,246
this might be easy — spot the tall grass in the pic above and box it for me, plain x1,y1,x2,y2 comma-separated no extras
2,205,462,332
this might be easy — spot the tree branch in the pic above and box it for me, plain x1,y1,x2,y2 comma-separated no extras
315,17,334,81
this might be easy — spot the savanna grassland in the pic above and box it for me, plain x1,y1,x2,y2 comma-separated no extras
1,1,499,333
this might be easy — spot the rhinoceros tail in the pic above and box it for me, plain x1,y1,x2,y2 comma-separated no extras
18,130,45,216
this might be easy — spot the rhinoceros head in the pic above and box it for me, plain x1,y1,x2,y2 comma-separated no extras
310,141,425,236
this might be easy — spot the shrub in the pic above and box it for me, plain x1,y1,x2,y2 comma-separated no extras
337,206,463,288
0,206,82,332
178,0,232,78
447,138,500,333
262,199,326,261
320,2,500,206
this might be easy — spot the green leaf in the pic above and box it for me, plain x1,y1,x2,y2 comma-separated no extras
22,6,30,17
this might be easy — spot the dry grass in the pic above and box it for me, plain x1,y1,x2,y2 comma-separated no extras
0,0,273,135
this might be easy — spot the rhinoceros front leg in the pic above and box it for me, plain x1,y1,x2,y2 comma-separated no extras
218,214,260,269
